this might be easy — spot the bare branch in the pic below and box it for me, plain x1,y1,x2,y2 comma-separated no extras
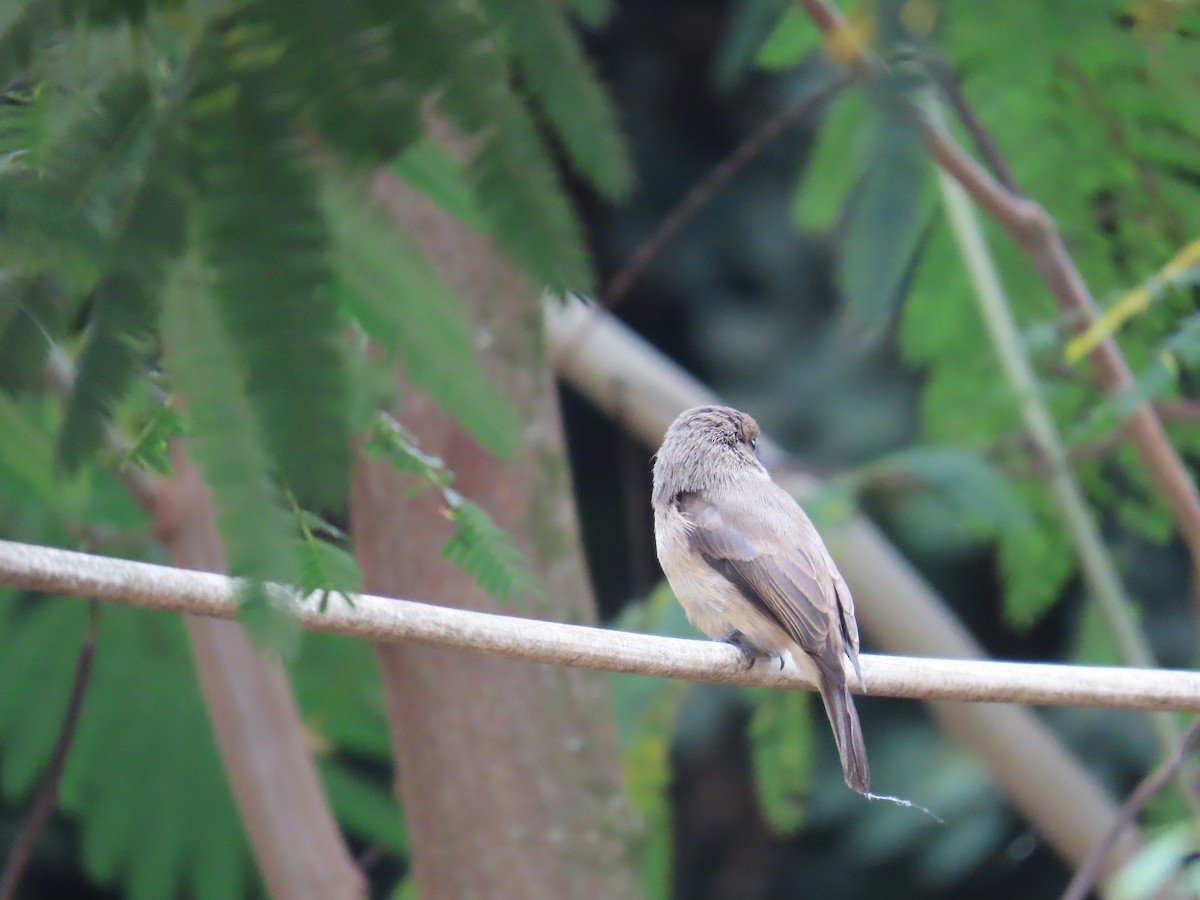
795,0,1200,605
1,539,1199,713
599,74,850,311
0,602,99,900
41,351,366,899
1062,718,1200,900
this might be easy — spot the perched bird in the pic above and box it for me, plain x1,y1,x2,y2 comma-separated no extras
652,405,869,792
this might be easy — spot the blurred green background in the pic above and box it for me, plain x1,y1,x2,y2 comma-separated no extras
2,0,1199,897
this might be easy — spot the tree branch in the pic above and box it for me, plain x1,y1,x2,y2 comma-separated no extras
599,74,850,311
42,351,365,899
1062,718,1200,900
1,539,1199,713
796,0,1200,605
0,602,98,900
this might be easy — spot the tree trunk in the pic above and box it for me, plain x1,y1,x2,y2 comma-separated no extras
349,170,643,899
154,447,366,900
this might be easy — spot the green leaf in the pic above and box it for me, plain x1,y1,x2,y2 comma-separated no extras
755,4,820,71
837,102,933,343
746,687,814,834
0,276,66,394
0,1,72,92
160,254,302,649
292,500,362,606
319,761,407,856
187,26,350,510
390,1,594,292
39,70,154,209
442,497,542,607
0,594,255,900
713,0,790,87
289,630,391,757
562,0,611,29
323,174,520,458
792,88,868,231
251,0,420,164
997,486,1075,628
0,177,106,289
1071,594,1123,666
58,124,187,471
862,446,1029,540
479,0,632,199
389,138,487,232
121,401,184,476
0,392,86,512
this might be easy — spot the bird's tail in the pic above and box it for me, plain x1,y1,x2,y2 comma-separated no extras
815,661,870,793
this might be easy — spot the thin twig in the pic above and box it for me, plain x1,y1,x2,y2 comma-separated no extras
915,53,1020,194
0,601,100,900
1157,398,1200,426
600,74,851,311
794,0,1200,617
2,539,1200,712
1061,717,1200,900
937,148,1200,820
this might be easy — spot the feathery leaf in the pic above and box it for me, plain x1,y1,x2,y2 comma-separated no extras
160,253,302,651
58,104,186,470
323,174,520,458
746,687,814,833
479,0,631,199
0,275,66,393
250,0,420,164
366,413,541,606
186,24,350,510
391,0,594,292
441,496,541,607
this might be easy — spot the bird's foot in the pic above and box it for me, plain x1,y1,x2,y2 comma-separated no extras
718,630,760,671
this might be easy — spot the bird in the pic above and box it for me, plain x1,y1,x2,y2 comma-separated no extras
651,405,869,793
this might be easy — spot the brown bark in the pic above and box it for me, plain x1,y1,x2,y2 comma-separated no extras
799,0,1200,610
349,170,642,898
154,448,366,900
44,350,366,899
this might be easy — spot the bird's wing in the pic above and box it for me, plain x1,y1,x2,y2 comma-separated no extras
676,490,842,660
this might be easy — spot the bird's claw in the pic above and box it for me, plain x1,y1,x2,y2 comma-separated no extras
718,629,759,671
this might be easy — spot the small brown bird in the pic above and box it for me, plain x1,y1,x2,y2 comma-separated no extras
652,405,869,793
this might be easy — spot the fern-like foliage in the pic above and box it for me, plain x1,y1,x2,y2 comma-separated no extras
160,253,302,648
248,0,420,164
0,275,66,393
745,687,814,834
389,0,595,292
322,172,520,458
752,0,1200,626
0,595,254,900
478,0,632,200
290,499,363,612
365,412,542,606
185,20,351,510
57,78,186,470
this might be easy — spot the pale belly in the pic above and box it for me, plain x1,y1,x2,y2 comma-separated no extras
655,517,792,655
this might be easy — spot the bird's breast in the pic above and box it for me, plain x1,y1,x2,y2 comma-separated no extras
654,508,788,651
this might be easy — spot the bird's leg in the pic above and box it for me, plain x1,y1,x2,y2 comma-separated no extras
717,629,759,670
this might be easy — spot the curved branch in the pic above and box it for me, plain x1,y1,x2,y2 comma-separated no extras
1,539,1199,713
797,0,1200,608
1062,718,1200,900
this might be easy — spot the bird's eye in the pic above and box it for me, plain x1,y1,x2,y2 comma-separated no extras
748,438,758,450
